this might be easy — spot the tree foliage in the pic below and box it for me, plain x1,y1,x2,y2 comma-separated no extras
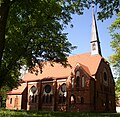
0,0,119,89
0,86,10,107
116,78,120,95
0,0,90,89
95,0,119,20
109,13,120,77
109,13,120,95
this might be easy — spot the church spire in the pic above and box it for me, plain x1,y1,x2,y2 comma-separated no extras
91,6,102,56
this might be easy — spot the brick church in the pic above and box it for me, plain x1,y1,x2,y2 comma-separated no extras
6,10,116,112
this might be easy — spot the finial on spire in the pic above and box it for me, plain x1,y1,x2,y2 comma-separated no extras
91,1,97,17
92,3,94,8
92,2,95,17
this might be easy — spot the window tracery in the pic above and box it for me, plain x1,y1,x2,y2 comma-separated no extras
58,83,67,104
42,84,53,104
29,86,38,104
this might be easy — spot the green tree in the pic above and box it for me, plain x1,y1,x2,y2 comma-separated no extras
116,78,120,94
0,86,10,107
0,0,119,89
109,14,120,77
109,14,120,96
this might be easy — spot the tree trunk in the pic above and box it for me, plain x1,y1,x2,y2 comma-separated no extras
0,0,10,68
0,0,10,89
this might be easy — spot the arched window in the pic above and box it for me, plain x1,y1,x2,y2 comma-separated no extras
61,83,66,93
76,76,80,87
76,70,80,88
43,84,53,104
58,83,67,104
29,86,38,104
10,98,12,104
82,76,85,88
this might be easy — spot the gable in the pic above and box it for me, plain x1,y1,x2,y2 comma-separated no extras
95,59,115,86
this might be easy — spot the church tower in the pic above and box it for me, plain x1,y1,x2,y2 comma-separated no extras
91,7,102,56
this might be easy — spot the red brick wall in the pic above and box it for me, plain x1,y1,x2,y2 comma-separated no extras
6,59,116,112
6,95,22,110
21,86,27,110
94,59,116,112
66,66,95,112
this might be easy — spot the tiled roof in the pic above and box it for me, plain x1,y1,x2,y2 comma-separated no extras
7,83,27,95
23,53,103,82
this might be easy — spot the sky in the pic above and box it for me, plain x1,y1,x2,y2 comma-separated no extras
64,8,117,61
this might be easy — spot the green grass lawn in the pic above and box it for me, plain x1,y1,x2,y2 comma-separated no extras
0,109,120,117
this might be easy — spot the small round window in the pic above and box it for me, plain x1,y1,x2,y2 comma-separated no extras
45,85,51,93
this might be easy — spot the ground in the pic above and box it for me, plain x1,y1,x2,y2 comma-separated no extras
0,109,120,117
